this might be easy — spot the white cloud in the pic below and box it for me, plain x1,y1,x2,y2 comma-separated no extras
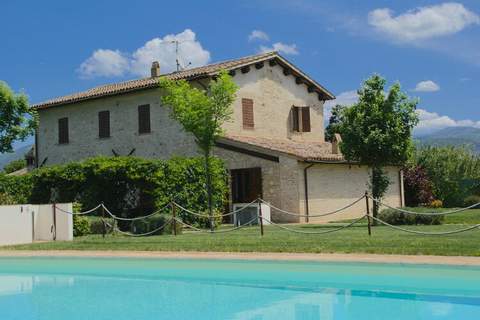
323,90,358,120
78,29,210,79
259,42,299,55
413,80,440,92
130,29,210,77
324,90,480,136
368,3,480,42
248,30,269,42
415,108,480,135
77,49,129,79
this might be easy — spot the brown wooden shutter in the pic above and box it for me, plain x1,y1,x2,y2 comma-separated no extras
242,98,254,129
138,104,151,134
98,111,110,138
58,117,69,144
302,107,311,132
292,106,300,132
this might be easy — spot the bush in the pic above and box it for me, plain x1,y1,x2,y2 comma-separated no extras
428,199,443,208
415,146,480,207
3,159,26,174
73,216,91,237
130,215,182,236
378,208,443,225
0,156,228,227
464,195,480,208
0,192,16,205
403,165,434,206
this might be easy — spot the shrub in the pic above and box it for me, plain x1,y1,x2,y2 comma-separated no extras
403,165,434,206
0,192,16,205
428,199,443,208
0,156,228,228
73,216,91,237
464,195,480,208
415,146,480,207
378,208,443,225
130,215,182,236
3,159,26,174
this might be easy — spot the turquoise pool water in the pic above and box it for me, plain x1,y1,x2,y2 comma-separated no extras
0,257,479,319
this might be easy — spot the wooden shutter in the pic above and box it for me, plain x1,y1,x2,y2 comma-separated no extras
58,117,69,144
292,106,300,132
138,104,151,134
98,110,110,138
242,98,254,129
301,107,311,132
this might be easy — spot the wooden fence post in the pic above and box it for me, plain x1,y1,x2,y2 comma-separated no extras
171,202,177,236
52,203,57,241
101,203,106,239
258,198,264,236
365,191,372,236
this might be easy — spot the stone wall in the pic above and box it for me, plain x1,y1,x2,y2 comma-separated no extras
224,63,325,142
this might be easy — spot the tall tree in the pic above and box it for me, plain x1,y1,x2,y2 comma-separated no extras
0,81,38,153
325,104,345,142
337,75,418,217
159,71,238,230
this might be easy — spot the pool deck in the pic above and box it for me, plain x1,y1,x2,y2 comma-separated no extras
1,250,480,266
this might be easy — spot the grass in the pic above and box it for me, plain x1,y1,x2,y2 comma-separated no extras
3,207,480,256
4,222,480,256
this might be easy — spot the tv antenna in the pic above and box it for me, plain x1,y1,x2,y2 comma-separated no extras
170,40,192,72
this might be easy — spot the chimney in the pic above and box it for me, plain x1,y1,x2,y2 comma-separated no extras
332,133,342,154
151,61,160,77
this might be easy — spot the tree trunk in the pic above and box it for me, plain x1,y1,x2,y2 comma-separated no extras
204,150,214,232
370,165,389,224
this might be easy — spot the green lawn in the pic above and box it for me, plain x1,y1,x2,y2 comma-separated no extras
4,207,480,256
4,222,480,256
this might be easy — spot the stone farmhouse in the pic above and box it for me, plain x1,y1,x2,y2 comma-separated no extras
33,51,404,223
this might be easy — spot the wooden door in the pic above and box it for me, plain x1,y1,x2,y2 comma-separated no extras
231,168,262,203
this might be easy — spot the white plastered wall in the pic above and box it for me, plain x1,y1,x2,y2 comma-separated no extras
0,203,73,246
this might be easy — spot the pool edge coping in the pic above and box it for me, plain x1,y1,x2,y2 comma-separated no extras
1,250,480,266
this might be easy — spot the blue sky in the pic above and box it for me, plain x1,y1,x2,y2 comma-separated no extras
2,0,480,148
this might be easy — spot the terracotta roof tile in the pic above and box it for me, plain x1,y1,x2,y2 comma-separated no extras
219,135,345,162
33,51,334,109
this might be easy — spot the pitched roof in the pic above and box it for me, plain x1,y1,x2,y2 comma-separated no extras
218,135,345,162
33,51,335,109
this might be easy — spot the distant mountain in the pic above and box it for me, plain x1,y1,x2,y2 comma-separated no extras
0,144,33,170
415,127,480,153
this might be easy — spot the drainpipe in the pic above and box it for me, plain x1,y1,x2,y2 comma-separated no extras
303,163,315,223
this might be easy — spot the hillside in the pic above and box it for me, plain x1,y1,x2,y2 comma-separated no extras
0,144,32,170
415,127,480,153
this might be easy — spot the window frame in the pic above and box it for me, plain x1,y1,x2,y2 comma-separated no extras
58,117,69,144
98,110,111,139
138,104,151,134
242,98,254,129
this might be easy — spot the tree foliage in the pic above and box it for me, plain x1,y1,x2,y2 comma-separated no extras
415,146,480,207
336,75,418,216
159,71,237,229
325,105,345,142
0,81,38,153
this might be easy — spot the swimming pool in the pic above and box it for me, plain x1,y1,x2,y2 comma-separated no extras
0,257,479,319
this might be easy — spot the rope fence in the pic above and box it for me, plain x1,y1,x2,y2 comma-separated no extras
52,191,480,238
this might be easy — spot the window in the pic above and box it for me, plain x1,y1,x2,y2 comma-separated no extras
138,104,151,134
291,106,311,132
98,110,110,138
58,117,69,144
242,98,254,129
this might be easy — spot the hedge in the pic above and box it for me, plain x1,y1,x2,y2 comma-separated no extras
378,208,444,225
0,156,228,228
